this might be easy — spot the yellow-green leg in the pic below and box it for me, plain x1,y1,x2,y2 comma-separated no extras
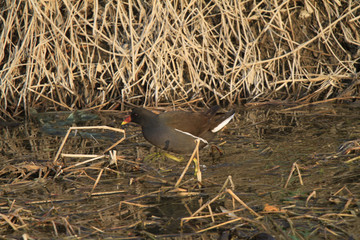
144,152,184,162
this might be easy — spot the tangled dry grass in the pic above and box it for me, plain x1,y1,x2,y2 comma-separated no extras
0,0,359,119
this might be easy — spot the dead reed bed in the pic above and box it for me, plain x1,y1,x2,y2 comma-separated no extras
1,130,359,238
0,0,359,119
1,105,360,238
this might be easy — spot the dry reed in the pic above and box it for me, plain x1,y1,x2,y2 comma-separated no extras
0,1,359,119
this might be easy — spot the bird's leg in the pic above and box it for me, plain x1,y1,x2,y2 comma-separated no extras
144,152,163,162
193,157,199,176
211,145,223,155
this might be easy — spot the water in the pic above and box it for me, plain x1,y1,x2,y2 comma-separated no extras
0,103,359,239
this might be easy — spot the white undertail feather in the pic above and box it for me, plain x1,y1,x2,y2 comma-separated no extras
174,128,208,144
211,113,235,133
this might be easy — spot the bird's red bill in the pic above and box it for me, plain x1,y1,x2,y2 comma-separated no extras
121,115,131,125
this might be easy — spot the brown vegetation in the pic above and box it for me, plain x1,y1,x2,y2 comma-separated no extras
1,0,360,119
1,106,360,239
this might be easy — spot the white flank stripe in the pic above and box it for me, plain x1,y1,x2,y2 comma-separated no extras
174,128,208,144
211,113,235,133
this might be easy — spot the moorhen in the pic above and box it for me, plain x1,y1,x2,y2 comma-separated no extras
121,106,235,154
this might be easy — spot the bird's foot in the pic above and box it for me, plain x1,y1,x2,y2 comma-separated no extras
144,152,183,162
162,152,184,162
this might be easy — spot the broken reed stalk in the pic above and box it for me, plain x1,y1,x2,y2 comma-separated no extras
196,215,268,234
1,1,359,118
175,138,201,187
219,175,235,192
284,161,303,188
90,168,104,195
53,126,125,164
61,155,106,171
182,187,260,226
181,186,264,234
226,189,261,218
0,213,18,231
